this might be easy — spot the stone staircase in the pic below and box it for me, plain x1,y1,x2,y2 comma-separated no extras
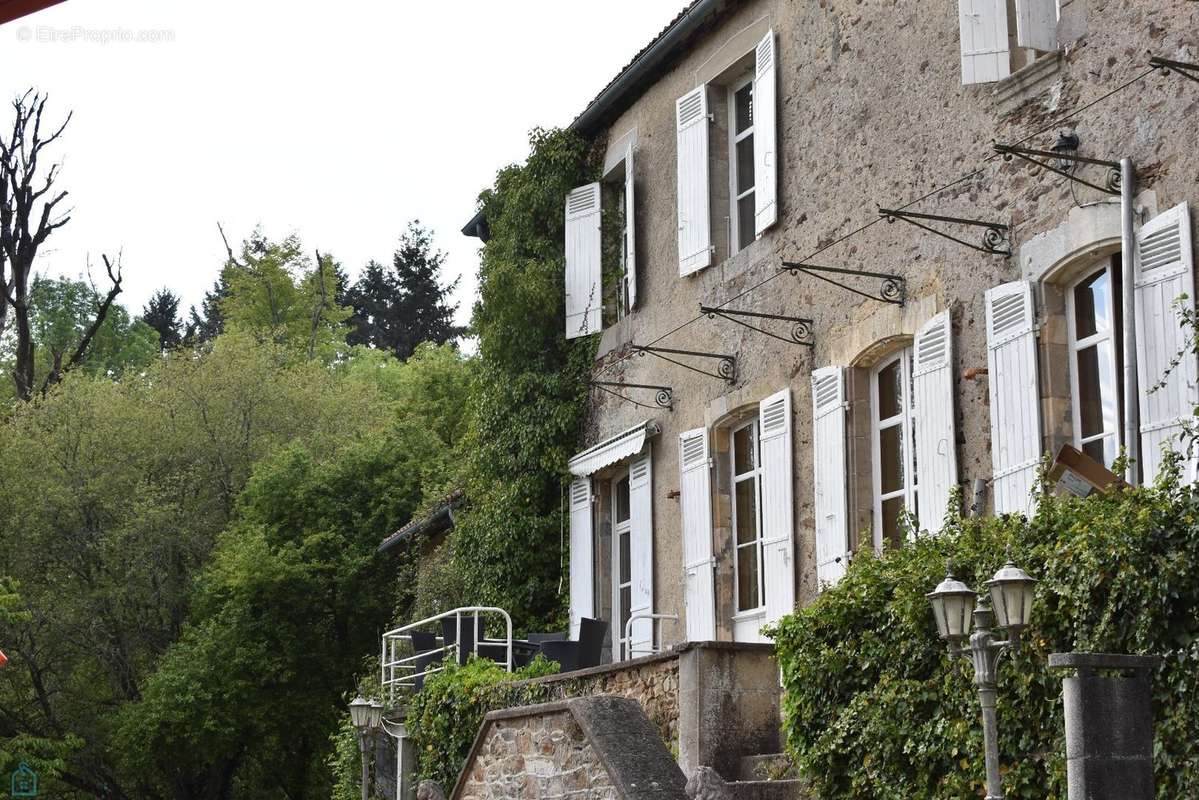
713,754,808,800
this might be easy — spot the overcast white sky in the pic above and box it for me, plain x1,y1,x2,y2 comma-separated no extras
0,0,682,327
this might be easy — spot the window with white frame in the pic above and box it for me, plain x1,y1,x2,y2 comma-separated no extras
612,469,632,657
730,419,764,613
1066,255,1124,469
728,75,756,254
872,349,918,547
675,29,777,276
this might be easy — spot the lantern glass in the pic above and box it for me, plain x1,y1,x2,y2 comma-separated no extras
985,561,1037,630
927,573,977,642
348,696,372,731
368,700,385,731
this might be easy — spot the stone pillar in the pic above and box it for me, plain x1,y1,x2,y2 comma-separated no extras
1048,653,1158,800
677,642,780,780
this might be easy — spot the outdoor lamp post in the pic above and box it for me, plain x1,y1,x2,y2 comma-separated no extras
349,696,384,800
927,557,1038,800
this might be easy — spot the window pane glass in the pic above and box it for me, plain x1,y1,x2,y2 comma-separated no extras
879,425,904,494
620,587,631,633
615,476,630,523
735,479,759,545
1077,341,1117,439
733,425,755,475
876,359,902,419
738,194,755,251
881,497,904,547
737,544,760,610
619,531,630,584
1073,268,1110,339
734,82,753,134
736,136,756,195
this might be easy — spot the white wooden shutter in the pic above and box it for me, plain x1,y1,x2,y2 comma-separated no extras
624,142,638,309
812,367,850,586
752,30,778,237
985,281,1042,514
565,183,602,339
627,453,654,656
676,86,711,276
759,389,795,626
913,312,958,533
679,427,716,641
1134,202,1196,481
568,478,594,639
958,0,1011,85
1015,0,1057,52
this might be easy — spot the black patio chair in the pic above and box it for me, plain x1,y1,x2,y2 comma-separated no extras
410,631,440,692
539,638,579,673
527,631,568,645
577,617,606,669
441,616,478,665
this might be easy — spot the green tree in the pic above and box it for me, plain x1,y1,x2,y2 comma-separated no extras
0,332,393,798
143,288,184,350
345,222,464,361
186,274,229,345
220,230,350,360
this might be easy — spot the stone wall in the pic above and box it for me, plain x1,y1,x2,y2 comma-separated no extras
458,708,617,800
507,651,680,749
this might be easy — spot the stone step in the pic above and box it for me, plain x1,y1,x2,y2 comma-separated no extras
737,753,795,782
727,779,808,800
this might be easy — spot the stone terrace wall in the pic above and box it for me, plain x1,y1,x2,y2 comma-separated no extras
458,708,617,800
508,652,680,750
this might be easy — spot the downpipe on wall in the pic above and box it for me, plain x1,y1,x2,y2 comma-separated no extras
1120,158,1139,485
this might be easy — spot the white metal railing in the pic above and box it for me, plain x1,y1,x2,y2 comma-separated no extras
381,606,513,702
622,613,679,661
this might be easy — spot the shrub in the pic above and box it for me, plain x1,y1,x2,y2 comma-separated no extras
769,463,1199,800
406,655,560,789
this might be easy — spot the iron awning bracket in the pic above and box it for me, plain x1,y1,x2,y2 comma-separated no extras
632,345,737,384
782,261,906,306
1151,56,1199,85
589,381,674,411
879,208,1011,256
993,143,1121,197
699,305,814,347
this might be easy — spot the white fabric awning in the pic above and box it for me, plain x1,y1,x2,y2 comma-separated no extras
568,421,655,477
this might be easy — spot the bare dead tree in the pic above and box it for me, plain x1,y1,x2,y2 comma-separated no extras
0,91,123,401
39,253,124,394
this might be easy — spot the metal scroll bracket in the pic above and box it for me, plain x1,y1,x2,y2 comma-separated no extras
589,381,674,411
993,142,1121,197
699,305,814,347
1151,55,1199,85
782,261,906,306
879,208,1011,256
632,345,737,384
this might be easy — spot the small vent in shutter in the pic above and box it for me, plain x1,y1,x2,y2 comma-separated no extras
990,292,1027,336
567,186,598,215
917,322,949,369
762,398,787,436
681,433,706,468
1140,224,1183,272
571,481,589,506
677,91,704,127
755,36,774,75
631,459,649,483
814,374,839,410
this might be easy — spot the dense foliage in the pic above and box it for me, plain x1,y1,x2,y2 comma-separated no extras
406,656,560,790
443,127,597,631
770,463,1199,800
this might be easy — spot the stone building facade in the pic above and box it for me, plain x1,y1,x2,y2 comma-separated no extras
466,0,1199,654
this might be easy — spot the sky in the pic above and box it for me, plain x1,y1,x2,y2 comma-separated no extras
0,0,683,329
